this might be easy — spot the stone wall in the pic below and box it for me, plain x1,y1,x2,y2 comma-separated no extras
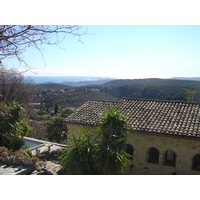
126,132,200,175
66,123,97,143
67,122,200,175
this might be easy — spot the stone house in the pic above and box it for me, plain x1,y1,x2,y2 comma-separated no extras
65,98,200,175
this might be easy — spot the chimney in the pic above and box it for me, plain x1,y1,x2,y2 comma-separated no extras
186,89,196,103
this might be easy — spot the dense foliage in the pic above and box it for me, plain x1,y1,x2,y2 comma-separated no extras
100,84,188,101
44,116,68,143
34,86,118,114
0,101,32,151
36,83,70,90
103,78,200,88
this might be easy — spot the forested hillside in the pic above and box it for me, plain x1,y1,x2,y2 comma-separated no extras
34,86,118,112
36,79,200,105
36,83,71,90
103,78,200,88
87,78,200,102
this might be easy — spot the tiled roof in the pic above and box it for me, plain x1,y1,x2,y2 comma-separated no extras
65,98,200,138
65,100,120,125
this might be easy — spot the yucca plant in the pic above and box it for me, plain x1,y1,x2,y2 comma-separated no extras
60,132,99,175
95,106,133,174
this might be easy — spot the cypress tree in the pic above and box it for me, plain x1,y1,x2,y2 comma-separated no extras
54,103,58,115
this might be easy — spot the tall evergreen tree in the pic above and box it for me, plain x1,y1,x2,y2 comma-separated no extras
54,103,58,115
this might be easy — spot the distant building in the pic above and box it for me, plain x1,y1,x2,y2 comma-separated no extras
91,89,99,93
60,89,65,94
187,89,196,103
29,103,41,106
28,103,42,108
65,98,200,175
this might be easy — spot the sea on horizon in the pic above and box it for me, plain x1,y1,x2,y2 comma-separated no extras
24,76,115,84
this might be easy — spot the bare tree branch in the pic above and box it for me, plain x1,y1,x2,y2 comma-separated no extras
0,65,37,104
0,25,87,72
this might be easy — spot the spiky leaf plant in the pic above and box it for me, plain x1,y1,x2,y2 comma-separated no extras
95,106,133,174
60,132,99,175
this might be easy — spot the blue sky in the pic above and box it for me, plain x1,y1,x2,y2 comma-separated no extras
6,25,200,79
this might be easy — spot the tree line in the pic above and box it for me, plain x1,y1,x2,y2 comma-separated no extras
99,84,189,101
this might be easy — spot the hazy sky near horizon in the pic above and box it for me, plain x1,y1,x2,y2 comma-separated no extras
6,25,200,79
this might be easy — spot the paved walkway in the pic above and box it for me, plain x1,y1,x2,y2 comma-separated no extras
46,161,62,172
0,164,33,175
30,161,63,175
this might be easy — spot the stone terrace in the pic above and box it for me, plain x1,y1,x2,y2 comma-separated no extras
65,98,200,138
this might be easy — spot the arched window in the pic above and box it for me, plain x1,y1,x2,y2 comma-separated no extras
163,150,176,167
192,154,200,170
147,147,159,164
126,144,134,160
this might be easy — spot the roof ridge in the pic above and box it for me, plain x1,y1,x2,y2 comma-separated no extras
88,99,120,103
122,97,200,105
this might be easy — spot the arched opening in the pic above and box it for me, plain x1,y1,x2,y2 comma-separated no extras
148,147,159,164
126,144,134,160
192,154,200,170
163,150,176,167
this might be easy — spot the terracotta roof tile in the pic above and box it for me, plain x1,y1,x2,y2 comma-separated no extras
65,98,200,138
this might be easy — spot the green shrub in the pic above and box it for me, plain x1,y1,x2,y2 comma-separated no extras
60,108,73,118
37,115,51,121
8,136,24,151
45,116,68,143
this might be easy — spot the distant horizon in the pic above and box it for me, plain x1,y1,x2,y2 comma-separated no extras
24,75,200,79
24,75,200,84
24,75,116,84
